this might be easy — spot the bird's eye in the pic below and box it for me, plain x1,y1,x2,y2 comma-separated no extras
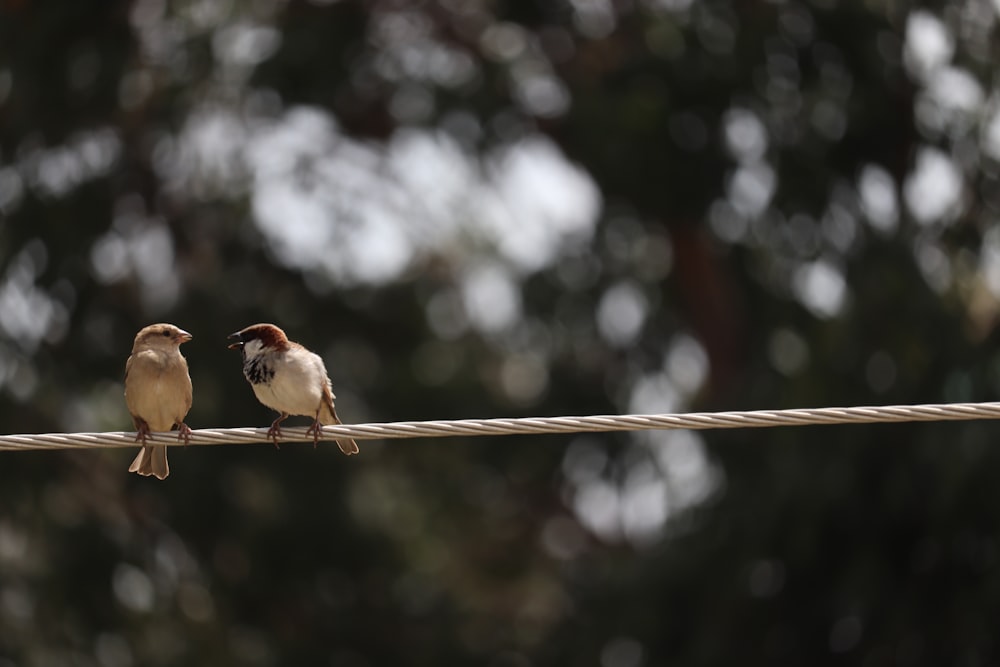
162,330,171,337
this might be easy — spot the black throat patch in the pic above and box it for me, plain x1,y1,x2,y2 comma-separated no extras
244,356,275,385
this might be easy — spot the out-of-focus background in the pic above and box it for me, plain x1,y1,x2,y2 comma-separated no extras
1,0,999,664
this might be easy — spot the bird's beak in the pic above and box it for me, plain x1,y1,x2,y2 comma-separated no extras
177,329,193,343
227,332,244,350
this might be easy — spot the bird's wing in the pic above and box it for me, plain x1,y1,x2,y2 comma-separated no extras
123,353,145,430
320,379,342,425
179,355,193,418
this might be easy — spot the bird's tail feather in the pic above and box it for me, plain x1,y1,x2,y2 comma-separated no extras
319,403,360,456
129,445,170,480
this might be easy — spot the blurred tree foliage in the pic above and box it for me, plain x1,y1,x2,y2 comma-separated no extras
1,0,1000,665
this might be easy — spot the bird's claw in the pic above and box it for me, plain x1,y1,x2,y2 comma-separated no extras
134,421,151,445
267,424,283,449
177,423,192,447
267,414,291,449
305,421,322,449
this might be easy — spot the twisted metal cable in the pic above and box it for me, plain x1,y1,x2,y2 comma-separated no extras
4,401,1000,452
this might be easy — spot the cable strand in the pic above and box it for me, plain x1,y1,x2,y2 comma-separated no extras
2,401,1000,451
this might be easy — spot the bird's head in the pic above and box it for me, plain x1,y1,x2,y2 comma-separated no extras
227,323,290,356
133,323,192,352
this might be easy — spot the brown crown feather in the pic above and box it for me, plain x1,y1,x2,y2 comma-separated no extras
231,323,291,351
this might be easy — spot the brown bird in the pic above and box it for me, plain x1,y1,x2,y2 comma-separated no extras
227,323,359,455
124,323,194,480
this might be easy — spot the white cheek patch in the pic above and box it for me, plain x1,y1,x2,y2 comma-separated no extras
244,338,265,357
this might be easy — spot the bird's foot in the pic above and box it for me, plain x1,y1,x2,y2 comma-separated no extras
177,423,192,447
305,421,322,449
267,418,285,449
134,420,150,445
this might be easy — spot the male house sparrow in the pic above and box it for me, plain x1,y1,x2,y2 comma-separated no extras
227,323,359,455
124,323,194,480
